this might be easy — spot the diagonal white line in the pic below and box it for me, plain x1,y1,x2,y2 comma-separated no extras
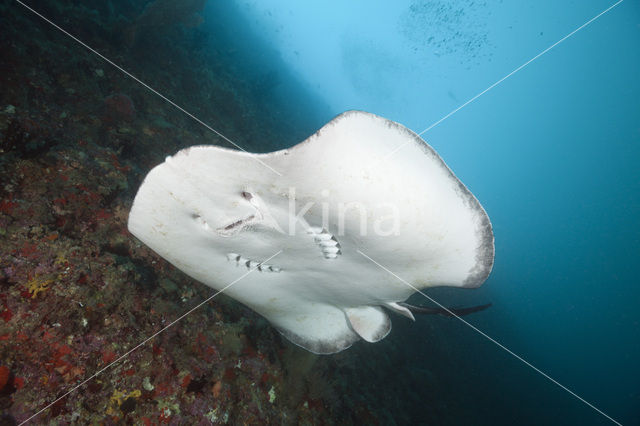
19,250,282,425
417,0,623,136
372,0,624,169
356,249,622,426
14,0,283,177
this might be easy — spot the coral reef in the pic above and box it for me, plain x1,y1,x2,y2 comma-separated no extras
0,0,442,424
102,93,137,124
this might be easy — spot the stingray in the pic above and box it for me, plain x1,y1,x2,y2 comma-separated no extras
128,111,494,354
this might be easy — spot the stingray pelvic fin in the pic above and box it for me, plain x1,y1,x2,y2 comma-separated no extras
344,306,391,343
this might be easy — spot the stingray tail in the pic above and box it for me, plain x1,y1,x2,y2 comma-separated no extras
397,302,492,317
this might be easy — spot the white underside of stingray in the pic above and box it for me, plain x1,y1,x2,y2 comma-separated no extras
128,111,494,354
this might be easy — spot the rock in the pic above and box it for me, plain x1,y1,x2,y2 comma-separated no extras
103,93,136,124
159,278,178,293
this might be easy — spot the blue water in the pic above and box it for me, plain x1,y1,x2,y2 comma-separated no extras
208,1,640,424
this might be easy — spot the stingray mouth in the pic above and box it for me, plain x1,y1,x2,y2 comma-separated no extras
221,190,264,236
191,212,258,237
193,191,264,237
216,214,256,235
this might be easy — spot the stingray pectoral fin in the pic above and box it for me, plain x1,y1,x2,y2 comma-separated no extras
344,306,391,343
398,302,492,317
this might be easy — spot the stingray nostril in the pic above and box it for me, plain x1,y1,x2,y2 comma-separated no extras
191,213,212,231
241,191,253,200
